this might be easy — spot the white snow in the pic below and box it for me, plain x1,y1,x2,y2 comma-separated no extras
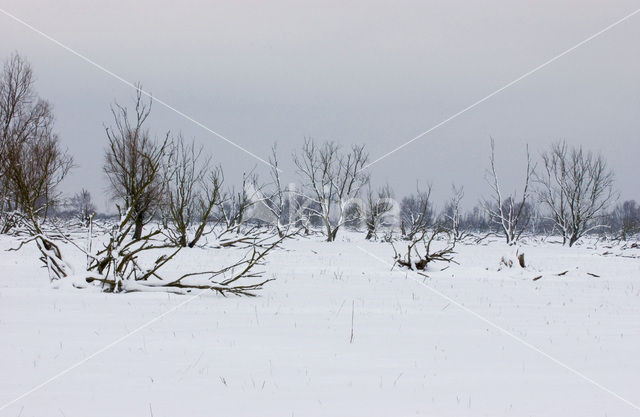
0,232,639,416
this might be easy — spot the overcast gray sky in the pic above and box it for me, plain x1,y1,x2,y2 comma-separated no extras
1,0,639,212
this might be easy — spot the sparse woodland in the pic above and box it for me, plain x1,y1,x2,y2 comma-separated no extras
1,53,637,293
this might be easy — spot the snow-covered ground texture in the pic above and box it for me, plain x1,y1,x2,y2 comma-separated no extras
1,231,639,417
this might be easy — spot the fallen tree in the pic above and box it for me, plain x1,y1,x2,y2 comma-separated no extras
84,222,282,296
71,179,288,295
9,214,72,281
392,226,457,271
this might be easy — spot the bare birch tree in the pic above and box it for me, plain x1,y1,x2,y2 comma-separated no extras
483,138,534,244
258,144,300,238
440,185,467,242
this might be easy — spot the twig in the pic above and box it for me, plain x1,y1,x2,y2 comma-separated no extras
350,300,355,344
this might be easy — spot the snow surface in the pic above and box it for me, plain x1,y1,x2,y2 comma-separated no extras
0,232,639,416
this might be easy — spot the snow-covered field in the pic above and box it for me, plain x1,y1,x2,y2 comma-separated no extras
1,232,639,416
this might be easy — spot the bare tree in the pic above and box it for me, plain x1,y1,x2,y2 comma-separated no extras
293,138,369,241
611,200,640,240
289,188,313,235
256,144,299,238
399,184,434,240
440,185,468,242
218,170,261,233
536,141,616,246
163,136,223,247
103,86,169,240
2,123,73,224
70,189,96,226
1,53,73,232
0,53,74,280
364,183,395,240
483,138,534,244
